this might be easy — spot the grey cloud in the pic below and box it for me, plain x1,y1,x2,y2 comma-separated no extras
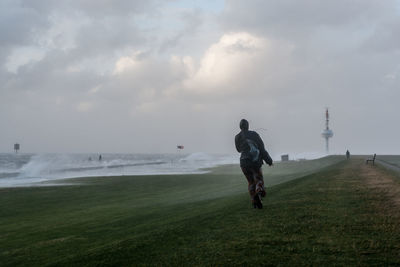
1,1,400,155
216,0,400,154
222,0,395,32
159,8,205,53
73,17,146,58
20,0,161,18
0,2,49,46
0,0,165,62
361,19,400,53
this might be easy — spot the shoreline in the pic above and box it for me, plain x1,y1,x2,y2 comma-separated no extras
0,156,346,189
0,165,230,189
0,153,238,188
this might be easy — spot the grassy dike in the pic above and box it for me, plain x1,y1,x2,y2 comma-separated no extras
1,156,399,266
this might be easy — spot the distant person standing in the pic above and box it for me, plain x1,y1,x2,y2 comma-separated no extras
235,119,273,209
99,154,102,161
346,150,350,159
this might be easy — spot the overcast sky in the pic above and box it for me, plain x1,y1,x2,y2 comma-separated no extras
1,0,400,156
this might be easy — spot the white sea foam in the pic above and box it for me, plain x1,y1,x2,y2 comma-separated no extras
290,152,326,160
0,153,237,188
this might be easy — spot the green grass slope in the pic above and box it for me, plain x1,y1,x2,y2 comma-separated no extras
376,155,400,165
1,156,399,266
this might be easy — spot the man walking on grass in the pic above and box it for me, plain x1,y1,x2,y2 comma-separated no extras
235,119,273,209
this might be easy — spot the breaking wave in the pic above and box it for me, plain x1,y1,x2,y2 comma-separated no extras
0,153,237,187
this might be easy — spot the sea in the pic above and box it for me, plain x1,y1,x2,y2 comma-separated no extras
0,153,237,188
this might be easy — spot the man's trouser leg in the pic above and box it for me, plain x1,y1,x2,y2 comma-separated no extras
254,168,266,197
241,166,266,203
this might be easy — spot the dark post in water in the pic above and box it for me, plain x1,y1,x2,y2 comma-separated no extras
14,143,20,153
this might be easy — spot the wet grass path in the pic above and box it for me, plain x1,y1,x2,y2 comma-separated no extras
1,158,400,266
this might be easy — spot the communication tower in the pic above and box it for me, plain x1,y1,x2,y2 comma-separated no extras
321,109,333,154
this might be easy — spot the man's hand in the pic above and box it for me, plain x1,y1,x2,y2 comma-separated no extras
264,159,273,166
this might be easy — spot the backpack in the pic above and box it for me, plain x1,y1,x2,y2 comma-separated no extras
247,139,260,162
241,131,260,162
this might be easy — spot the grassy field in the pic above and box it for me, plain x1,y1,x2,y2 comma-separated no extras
1,156,400,266
376,155,400,167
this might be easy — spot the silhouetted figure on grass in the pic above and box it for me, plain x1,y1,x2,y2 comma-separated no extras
99,154,102,161
235,119,273,209
346,150,350,159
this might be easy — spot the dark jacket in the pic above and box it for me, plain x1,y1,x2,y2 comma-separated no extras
235,130,273,168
